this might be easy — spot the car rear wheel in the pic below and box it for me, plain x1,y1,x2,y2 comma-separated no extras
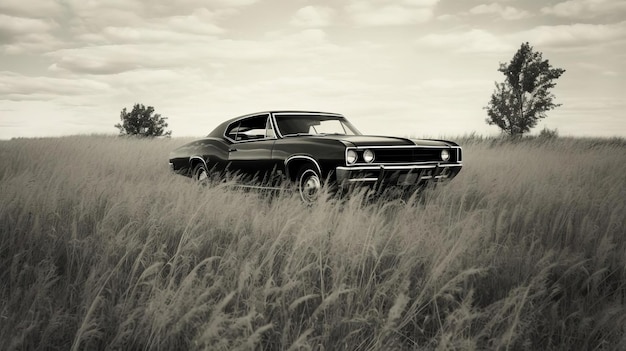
296,166,321,203
192,162,209,185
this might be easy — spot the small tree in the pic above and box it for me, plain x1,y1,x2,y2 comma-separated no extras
114,103,172,137
485,42,565,137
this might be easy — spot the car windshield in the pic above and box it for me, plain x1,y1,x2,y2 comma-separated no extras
274,114,361,137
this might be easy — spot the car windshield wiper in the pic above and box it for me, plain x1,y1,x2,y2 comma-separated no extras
318,133,346,136
283,133,313,137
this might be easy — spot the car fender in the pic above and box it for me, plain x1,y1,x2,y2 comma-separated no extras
284,155,322,180
189,156,208,172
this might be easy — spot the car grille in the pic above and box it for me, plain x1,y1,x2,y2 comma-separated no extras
368,148,458,163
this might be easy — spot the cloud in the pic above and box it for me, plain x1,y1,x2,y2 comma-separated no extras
0,14,62,54
574,62,621,76
166,10,225,35
469,3,530,20
211,0,259,6
0,14,56,34
541,0,626,19
78,17,223,45
48,42,226,75
291,6,334,27
416,29,514,53
48,47,148,75
0,0,64,18
346,0,439,26
418,79,495,90
62,0,256,36
65,0,258,19
517,21,626,48
46,28,343,75
0,72,110,100
402,0,439,5
416,21,626,53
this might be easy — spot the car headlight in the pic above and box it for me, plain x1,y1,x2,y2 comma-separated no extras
347,149,358,165
363,149,375,163
441,149,450,161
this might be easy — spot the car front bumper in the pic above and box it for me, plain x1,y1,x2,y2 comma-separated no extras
335,163,462,189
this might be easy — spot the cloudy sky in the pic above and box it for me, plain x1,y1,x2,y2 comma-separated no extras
1,0,624,139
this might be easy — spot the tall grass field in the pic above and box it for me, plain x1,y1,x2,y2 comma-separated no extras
1,135,625,350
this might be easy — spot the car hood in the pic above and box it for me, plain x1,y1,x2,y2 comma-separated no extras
313,135,455,147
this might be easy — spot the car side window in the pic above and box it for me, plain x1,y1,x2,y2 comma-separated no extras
265,117,276,139
225,114,272,142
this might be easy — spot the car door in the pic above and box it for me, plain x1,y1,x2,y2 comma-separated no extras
225,114,279,183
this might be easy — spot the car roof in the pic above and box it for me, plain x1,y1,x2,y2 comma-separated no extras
226,110,343,123
207,111,345,137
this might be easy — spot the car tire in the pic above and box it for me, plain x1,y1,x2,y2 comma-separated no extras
192,162,209,185
296,165,321,203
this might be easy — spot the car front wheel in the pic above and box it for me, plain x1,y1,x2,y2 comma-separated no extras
296,166,321,203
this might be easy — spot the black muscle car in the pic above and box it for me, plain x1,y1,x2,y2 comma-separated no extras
169,111,462,202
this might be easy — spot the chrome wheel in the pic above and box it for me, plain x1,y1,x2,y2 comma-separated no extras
193,163,209,185
298,168,321,203
197,169,208,181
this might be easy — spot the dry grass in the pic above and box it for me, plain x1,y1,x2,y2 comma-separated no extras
0,135,625,350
